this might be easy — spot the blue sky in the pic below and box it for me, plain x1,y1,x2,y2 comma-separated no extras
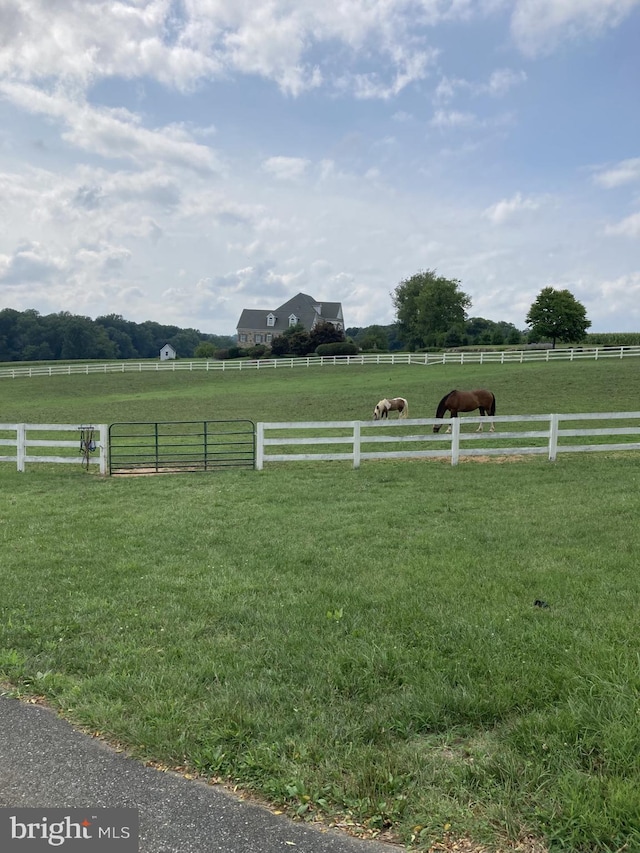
1,0,640,336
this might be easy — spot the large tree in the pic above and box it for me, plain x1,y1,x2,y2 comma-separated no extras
392,269,471,349
309,320,344,350
270,323,312,357
526,287,591,348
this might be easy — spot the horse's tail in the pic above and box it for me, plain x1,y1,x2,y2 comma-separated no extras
489,392,496,417
401,399,408,419
435,390,456,419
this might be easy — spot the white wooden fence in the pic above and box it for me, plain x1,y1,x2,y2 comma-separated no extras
4,413,640,474
1,345,640,379
0,424,108,473
255,412,640,468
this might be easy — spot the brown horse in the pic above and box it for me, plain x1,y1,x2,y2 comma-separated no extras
373,397,409,420
433,389,495,433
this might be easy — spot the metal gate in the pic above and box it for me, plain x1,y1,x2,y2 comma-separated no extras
108,420,255,475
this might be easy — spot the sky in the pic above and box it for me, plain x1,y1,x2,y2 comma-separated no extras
1,1,640,337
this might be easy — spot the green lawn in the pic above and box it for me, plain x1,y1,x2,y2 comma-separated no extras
2,357,640,852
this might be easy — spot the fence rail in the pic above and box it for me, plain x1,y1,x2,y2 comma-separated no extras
2,345,640,379
0,423,108,472
255,412,640,468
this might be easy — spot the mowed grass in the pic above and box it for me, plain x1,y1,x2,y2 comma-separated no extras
2,358,640,851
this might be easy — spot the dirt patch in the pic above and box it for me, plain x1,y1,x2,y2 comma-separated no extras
112,466,209,476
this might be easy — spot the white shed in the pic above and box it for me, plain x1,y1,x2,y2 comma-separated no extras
159,343,177,361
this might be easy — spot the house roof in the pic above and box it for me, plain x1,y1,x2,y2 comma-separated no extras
236,292,343,332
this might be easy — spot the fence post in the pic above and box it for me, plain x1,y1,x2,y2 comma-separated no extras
548,414,559,462
255,423,264,470
99,424,108,474
353,421,361,469
451,418,460,466
17,423,25,471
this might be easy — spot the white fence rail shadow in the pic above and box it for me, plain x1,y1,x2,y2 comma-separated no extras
2,345,640,379
0,424,108,473
256,412,640,469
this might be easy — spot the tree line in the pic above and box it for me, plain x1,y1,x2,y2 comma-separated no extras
0,273,604,364
392,270,591,350
0,309,234,362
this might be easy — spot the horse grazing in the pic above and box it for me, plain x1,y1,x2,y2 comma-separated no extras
433,389,495,433
373,397,409,420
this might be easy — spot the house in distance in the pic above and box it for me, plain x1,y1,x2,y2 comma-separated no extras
236,292,344,347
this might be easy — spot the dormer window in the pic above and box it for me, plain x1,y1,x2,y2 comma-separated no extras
288,314,298,327
266,313,275,327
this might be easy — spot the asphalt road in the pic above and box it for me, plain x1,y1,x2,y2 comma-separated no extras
0,694,399,853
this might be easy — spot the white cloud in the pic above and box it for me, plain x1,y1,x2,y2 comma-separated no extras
0,0,221,89
75,243,132,275
262,156,310,181
0,240,66,285
344,47,438,100
1,0,635,106
593,158,640,188
430,109,477,128
485,68,527,96
484,192,542,224
600,271,640,302
0,0,459,99
510,0,640,56
0,82,223,174
605,212,640,238
584,272,640,327
434,68,527,103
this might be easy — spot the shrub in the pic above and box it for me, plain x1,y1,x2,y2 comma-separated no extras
214,346,245,360
315,342,359,356
247,344,271,359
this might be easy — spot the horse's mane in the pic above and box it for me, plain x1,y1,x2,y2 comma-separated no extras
435,390,457,418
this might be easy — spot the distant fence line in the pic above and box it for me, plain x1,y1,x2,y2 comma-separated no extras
256,412,640,469
2,345,640,379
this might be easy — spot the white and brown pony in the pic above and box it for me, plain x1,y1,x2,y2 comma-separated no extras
373,397,409,420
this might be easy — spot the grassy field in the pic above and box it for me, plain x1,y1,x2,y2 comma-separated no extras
2,355,640,424
2,358,640,852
